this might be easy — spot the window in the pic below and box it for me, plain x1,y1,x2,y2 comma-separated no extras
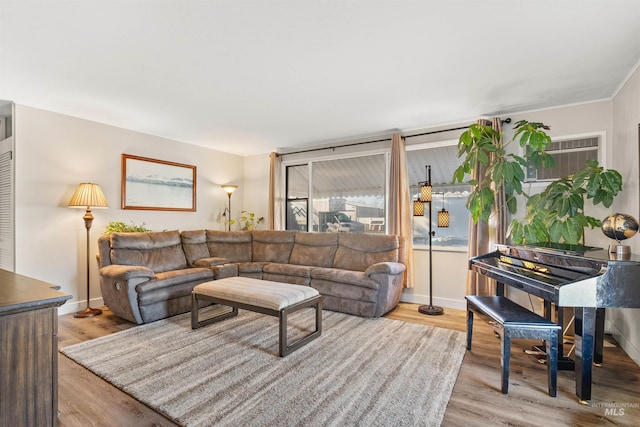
282,139,469,245
406,142,471,248
284,153,387,234
285,165,309,231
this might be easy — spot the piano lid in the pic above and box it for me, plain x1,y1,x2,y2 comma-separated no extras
522,242,601,257
473,249,598,288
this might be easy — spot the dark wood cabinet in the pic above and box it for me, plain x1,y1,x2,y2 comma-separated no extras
0,269,71,427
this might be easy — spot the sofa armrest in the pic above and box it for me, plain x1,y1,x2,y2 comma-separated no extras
365,262,406,317
212,263,239,279
365,262,405,277
193,257,228,268
100,264,155,281
99,265,156,324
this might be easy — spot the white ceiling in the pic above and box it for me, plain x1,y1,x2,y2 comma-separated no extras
1,1,640,157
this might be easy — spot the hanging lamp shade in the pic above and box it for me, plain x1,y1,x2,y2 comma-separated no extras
419,182,432,203
437,192,449,227
413,200,424,216
437,208,450,227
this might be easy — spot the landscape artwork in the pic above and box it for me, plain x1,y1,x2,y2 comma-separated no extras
121,154,196,211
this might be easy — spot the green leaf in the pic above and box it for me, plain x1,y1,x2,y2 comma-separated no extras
477,149,489,166
507,220,524,244
562,217,582,244
549,220,563,242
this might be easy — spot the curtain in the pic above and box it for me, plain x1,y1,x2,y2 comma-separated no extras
268,152,283,230
466,118,507,295
388,133,414,287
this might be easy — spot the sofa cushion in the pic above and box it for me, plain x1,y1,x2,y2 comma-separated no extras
135,268,213,293
311,279,378,303
333,234,399,272
263,263,313,278
311,267,379,289
289,232,338,267
110,230,187,273
206,230,252,262
251,230,295,263
136,267,213,305
180,230,210,266
237,262,267,279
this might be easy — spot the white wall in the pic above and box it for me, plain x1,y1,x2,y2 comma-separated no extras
402,249,469,310
242,153,270,222
14,105,244,315
611,62,640,366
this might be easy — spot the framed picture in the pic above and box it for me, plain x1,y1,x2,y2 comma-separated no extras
121,154,196,211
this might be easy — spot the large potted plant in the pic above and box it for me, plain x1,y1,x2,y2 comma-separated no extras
453,120,555,223
508,159,622,245
453,120,623,245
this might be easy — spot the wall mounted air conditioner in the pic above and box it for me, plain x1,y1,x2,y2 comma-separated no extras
525,135,601,182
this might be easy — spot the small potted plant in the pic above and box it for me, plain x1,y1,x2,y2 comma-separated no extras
104,221,151,234
230,211,264,230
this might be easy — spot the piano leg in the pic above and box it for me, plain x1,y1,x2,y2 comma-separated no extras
574,306,596,403
594,308,605,366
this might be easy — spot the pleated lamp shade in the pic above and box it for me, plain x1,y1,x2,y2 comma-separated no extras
68,183,109,208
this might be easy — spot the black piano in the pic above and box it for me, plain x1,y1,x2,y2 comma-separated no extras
470,243,640,402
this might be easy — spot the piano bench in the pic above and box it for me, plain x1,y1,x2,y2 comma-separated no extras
465,295,561,397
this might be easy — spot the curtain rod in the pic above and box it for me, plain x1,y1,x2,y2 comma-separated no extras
277,118,511,157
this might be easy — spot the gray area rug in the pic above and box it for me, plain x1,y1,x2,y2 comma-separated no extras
61,307,466,427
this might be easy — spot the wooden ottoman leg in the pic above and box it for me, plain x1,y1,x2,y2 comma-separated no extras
191,291,199,329
279,296,322,357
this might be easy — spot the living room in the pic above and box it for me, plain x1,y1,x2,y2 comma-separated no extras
2,1,640,425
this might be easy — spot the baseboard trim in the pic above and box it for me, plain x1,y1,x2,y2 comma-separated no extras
609,323,640,368
58,297,105,316
400,293,466,311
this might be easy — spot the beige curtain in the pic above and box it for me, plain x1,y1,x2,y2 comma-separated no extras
388,133,414,287
467,118,507,295
268,152,283,230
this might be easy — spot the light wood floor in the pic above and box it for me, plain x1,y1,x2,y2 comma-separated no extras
57,303,640,426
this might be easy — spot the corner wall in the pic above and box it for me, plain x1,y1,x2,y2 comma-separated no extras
611,62,640,366
14,105,244,315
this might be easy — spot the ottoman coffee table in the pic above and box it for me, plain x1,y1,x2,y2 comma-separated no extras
191,277,322,356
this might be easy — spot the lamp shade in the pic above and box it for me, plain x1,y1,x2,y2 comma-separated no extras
221,184,238,196
437,208,450,228
68,183,108,208
413,200,424,216
419,183,432,202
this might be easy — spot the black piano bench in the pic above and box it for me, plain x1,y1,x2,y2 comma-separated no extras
465,295,562,397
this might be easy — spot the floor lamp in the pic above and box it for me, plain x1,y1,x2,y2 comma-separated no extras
68,183,109,318
221,184,238,231
413,165,449,316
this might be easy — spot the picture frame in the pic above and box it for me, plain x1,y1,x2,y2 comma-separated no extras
121,154,196,211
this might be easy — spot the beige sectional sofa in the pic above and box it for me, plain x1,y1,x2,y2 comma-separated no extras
98,229,406,324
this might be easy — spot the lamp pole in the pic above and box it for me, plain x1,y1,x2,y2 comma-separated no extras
415,166,444,316
221,185,238,230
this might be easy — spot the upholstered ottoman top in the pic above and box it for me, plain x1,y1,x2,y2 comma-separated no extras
193,277,320,311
